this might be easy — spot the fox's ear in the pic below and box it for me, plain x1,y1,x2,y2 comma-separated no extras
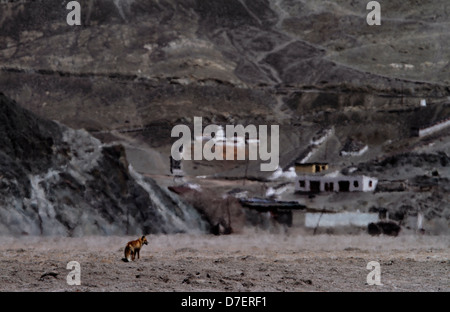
141,235,146,239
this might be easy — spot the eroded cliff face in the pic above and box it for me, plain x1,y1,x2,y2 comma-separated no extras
0,93,208,236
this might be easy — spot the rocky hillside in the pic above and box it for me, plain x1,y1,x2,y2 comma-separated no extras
0,93,207,236
1,1,449,172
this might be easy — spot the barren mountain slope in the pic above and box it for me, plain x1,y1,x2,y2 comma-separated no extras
0,0,448,188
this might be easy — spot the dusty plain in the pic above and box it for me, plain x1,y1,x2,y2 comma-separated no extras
0,233,448,292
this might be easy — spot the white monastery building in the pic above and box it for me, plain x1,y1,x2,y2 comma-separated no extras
295,172,378,193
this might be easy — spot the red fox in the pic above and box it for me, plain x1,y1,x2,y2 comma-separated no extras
123,236,148,262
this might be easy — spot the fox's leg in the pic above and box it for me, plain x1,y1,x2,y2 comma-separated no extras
137,250,140,259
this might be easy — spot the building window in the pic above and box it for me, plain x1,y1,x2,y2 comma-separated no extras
339,181,350,192
354,181,359,188
369,181,373,187
325,183,329,191
310,181,321,193
299,180,305,188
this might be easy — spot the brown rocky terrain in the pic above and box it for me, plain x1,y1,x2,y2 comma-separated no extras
0,0,448,175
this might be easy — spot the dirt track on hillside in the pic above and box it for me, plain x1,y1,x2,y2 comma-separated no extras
0,233,448,292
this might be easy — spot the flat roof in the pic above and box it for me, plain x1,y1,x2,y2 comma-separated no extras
295,162,328,166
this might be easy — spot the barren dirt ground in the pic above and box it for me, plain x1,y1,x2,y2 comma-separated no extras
0,232,448,292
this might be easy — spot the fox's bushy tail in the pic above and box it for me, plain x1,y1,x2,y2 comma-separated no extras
123,246,132,262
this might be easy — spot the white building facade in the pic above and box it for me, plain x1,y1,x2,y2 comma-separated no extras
295,174,378,193
417,118,450,137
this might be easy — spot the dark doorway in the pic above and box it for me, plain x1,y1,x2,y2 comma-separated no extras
338,181,350,192
272,209,293,227
310,181,321,193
